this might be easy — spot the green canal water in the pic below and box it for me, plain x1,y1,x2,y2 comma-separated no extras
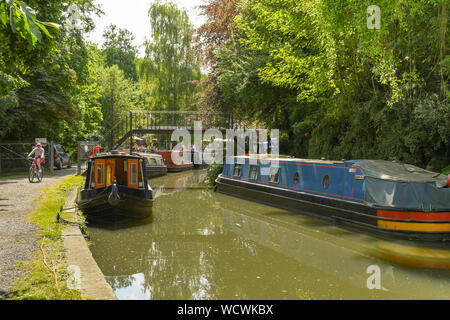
87,169,450,300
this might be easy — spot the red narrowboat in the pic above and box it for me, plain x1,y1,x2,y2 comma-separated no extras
157,150,193,172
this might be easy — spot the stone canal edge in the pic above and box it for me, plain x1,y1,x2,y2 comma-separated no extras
63,187,117,300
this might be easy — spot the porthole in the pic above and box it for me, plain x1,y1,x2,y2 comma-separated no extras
249,165,258,180
322,175,330,189
268,166,280,183
233,164,242,177
294,171,300,184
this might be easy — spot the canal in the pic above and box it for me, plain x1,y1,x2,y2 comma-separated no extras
87,169,450,300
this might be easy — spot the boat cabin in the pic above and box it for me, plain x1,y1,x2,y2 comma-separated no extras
157,150,193,172
138,153,165,167
78,152,153,219
85,153,148,190
133,152,168,178
222,156,367,203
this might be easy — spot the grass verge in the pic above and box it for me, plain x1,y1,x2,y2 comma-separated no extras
9,175,84,300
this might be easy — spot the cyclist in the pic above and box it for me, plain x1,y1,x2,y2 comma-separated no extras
28,142,45,173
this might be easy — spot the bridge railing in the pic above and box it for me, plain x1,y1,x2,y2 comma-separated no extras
130,110,232,131
106,110,235,150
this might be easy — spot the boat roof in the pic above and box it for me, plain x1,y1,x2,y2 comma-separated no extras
352,160,448,185
233,155,344,165
233,156,448,185
89,152,143,159
133,152,163,158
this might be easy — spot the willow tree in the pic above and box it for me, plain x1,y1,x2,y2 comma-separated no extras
139,0,201,111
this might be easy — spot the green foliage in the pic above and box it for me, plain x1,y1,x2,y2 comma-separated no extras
0,0,59,46
102,24,138,82
139,0,202,111
94,63,141,138
199,0,449,171
206,162,224,185
0,0,59,95
0,0,104,157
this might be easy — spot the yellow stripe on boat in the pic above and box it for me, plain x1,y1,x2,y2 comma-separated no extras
378,241,450,259
378,220,450,232
377,241,450,269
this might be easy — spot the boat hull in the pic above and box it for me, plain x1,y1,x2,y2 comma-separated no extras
77,186,153,220
215,174,450,241
167,164,194,172
146,165,168,178
193,163,209,169
157,150,193,172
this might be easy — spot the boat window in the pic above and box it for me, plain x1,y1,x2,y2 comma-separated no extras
249,165,258,180
96,163,104,185
294,171,300,184
138,160,144,187
89,162,95,188
148,157,157,165
106,164,113,186
269,166,280,183
130,163,137,185
322,175,330,189
233,164,242,177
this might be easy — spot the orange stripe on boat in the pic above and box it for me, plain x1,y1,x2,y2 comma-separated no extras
378,220,450,232
377,210,450,222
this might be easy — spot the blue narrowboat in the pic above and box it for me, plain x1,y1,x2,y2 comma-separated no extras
215,156,450,241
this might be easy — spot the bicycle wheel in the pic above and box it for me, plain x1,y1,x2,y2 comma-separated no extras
29,166,34,183
37,168,43,182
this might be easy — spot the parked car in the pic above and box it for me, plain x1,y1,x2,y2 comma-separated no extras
53,144,72,169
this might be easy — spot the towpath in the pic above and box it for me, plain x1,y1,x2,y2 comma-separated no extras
0,168,76,299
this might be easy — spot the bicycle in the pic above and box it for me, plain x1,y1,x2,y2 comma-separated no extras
28,157,44,183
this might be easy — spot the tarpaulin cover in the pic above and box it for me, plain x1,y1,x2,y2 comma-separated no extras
353,160,450,210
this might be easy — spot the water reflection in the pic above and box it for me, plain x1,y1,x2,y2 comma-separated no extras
88,170,450,300
222,203,450,299
151,169,207,199
86,214,154,231
376,241,450,270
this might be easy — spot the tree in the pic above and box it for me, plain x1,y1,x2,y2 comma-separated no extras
0,0,59,93
0,0,103,154
196,0,240,67
102,24,138,82
94,63,140,146
139,0,201,111
197,0,449,171
194,0,241,113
